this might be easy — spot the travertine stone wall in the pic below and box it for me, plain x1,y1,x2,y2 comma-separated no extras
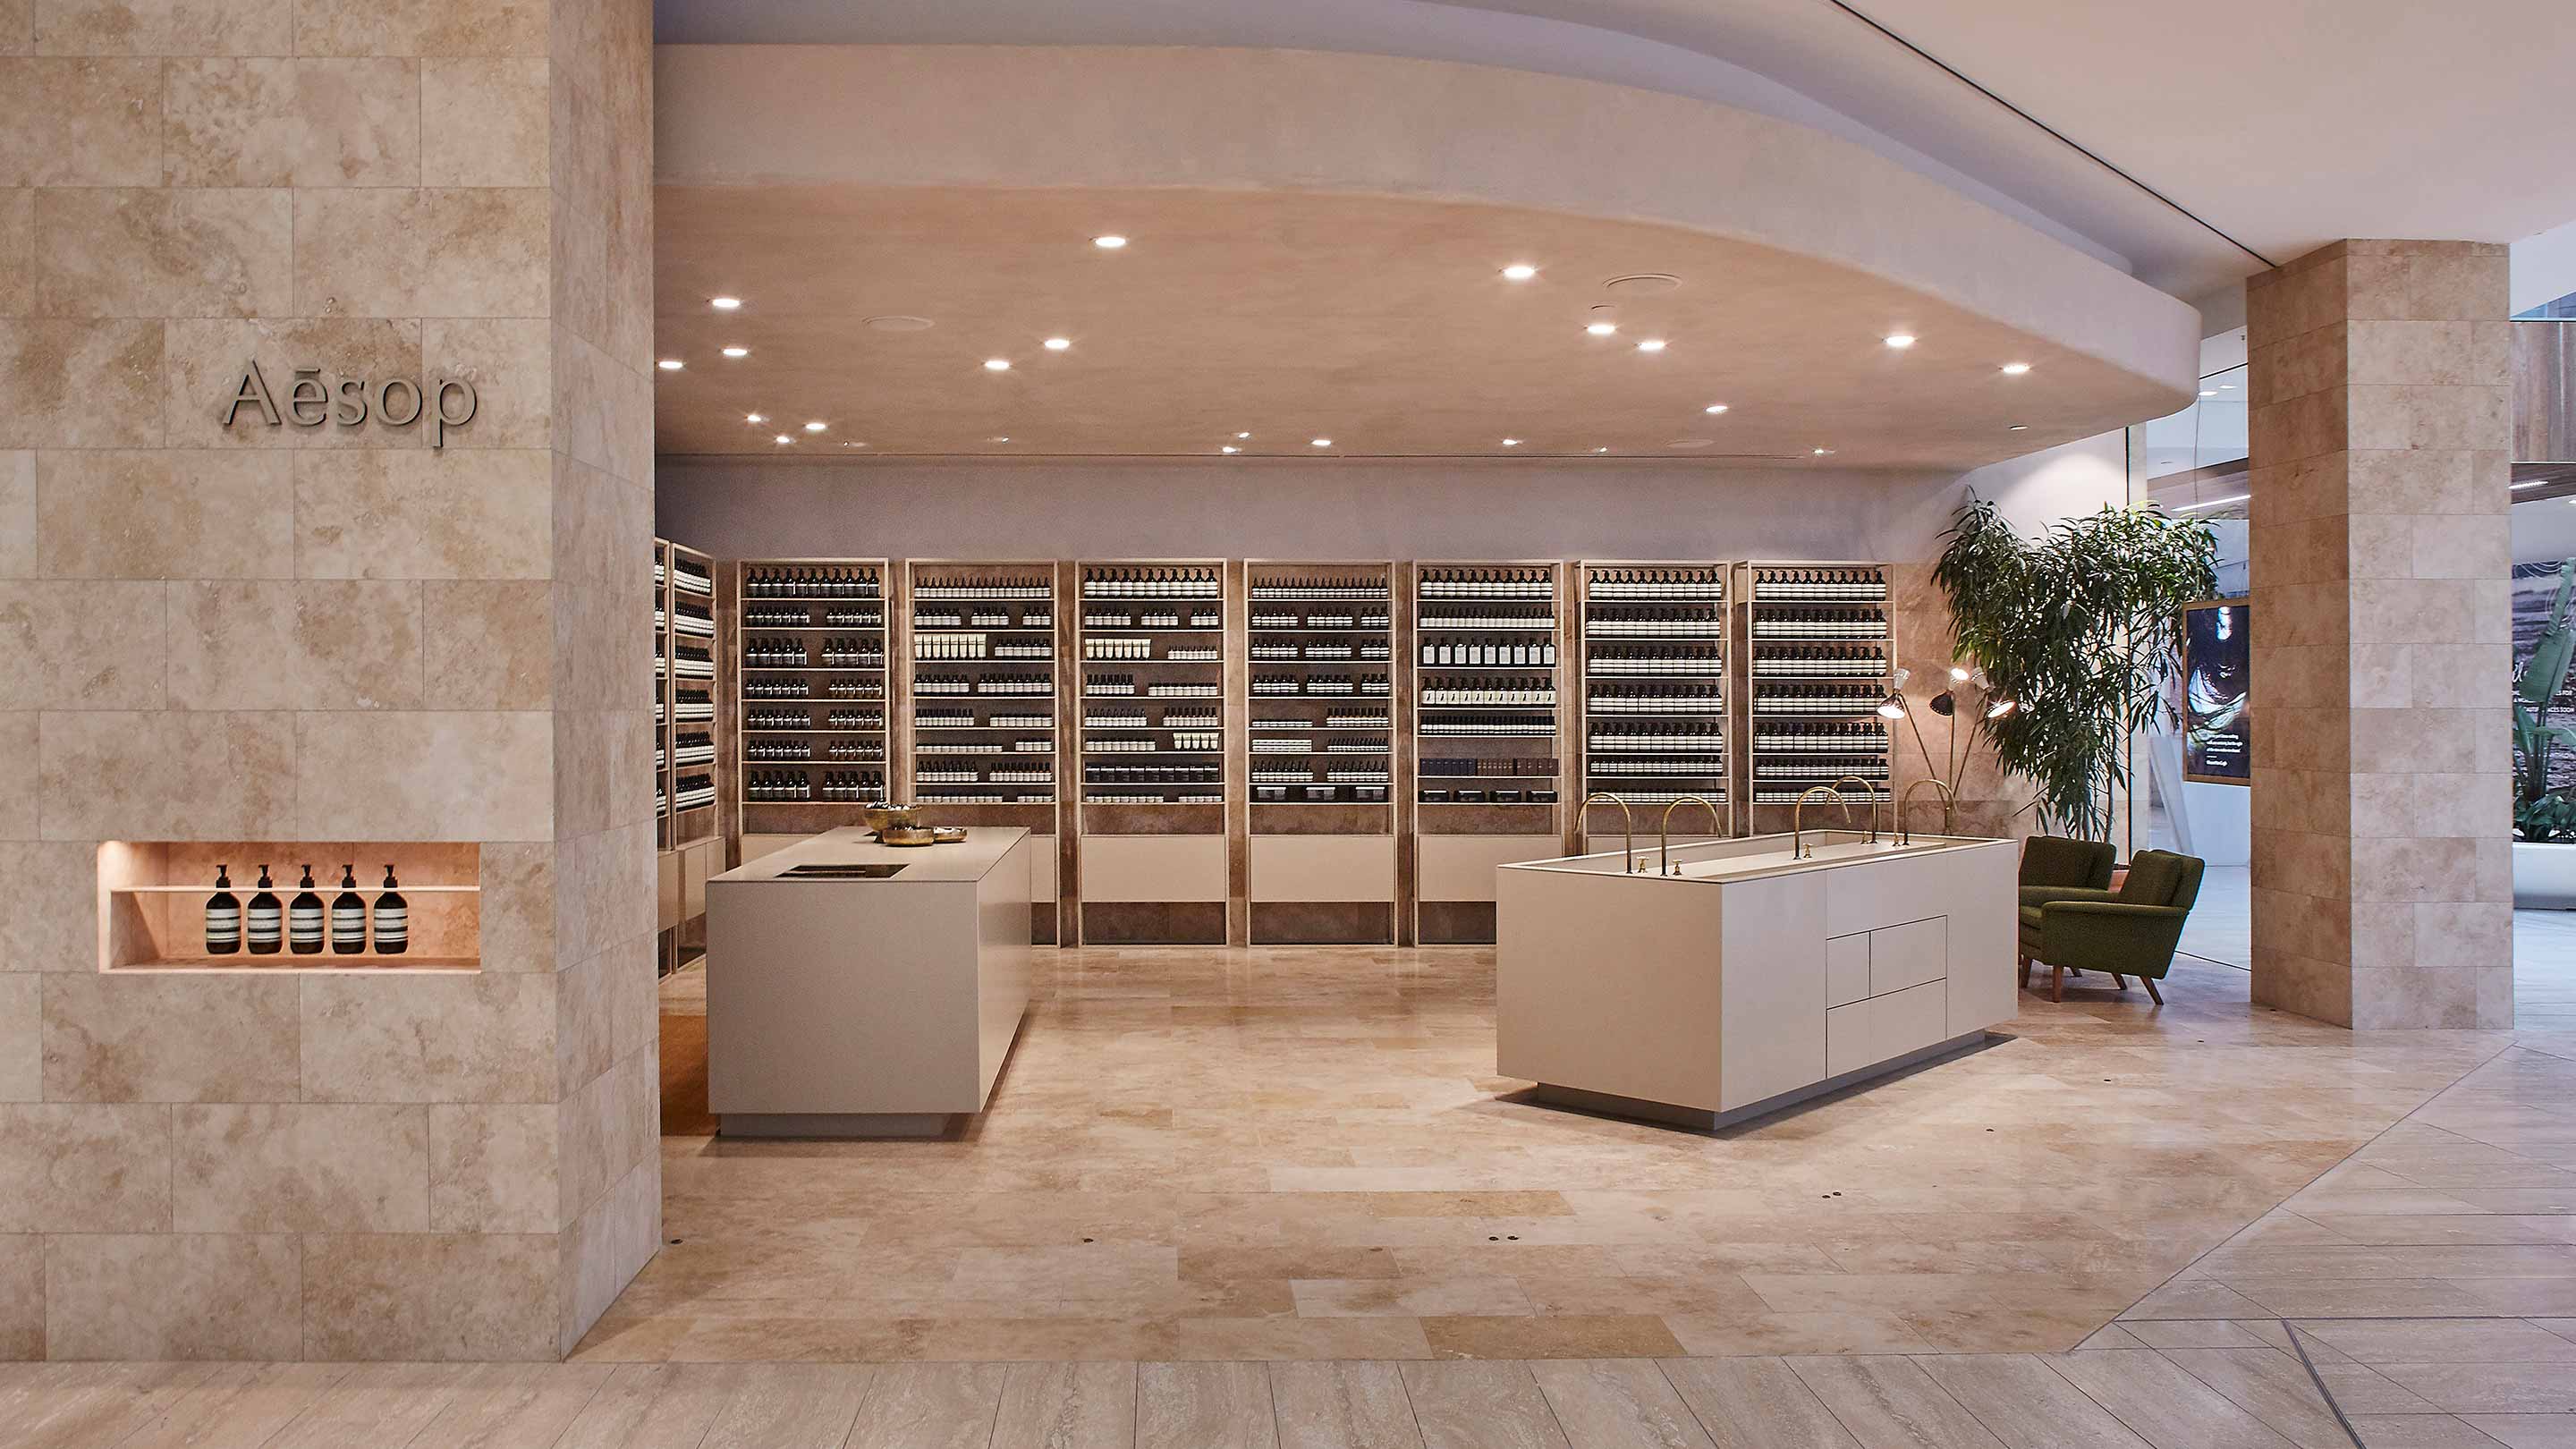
2248,241,2514,1030
0,0,657,1360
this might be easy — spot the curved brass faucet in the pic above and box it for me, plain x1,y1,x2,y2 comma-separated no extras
1659,795,1723,876
1896,778,1956,844
1791,784,1844,860
1830,774,1885,841
1582,792,1640,874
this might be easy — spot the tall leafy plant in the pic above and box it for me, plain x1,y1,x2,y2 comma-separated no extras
2513,560,2576,841
1934,496,2218,840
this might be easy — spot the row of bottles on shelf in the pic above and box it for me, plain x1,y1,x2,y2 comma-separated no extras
1754,685,1887,715
1084,638,1222,661
917,710,1055,729
1252,761,1392,784
1421,756,1557,778
1755,761,1889,782
1751,646,1887,676
1419,786,1559,804
744,566,881,599
1082,608,1217,630
1250,734,1389,754
1589,758,1728,776
916,634,1047,661
1590,722,1724,750
1251,641,1389,661
1589,683,1724,713
743,606,882,629
1253,712,1391,729
206,864,407,957
1251,674,1391,697
1421,678,1554,707
1250,578,1391,601
1751,609,1890,640
744,708,886,732
1088,732,1222,752
1421,637,1556,667
917,738,1055,756
1080,709,1219,729
671,731,715,767
1589,568,1724,599
745,738,886,762
1254,784,1390,803
1751,567,1887,601
915,674,1051,697
669,601,715,637
1085,674,1223,698
671,644,713,678
918,764,1055,785
673,773,715,809
743,676,885,699
1082,567,1221,598
1084,763,1222,784
1419,567,1552,599
1587,607,1725,637
746,770,886,801
1420,608,1555,631
1752,722,1892,752
1250,610,1391,631
917,607,1052,629
673,688,713,721
1588,645,1723,675
1420,711,1555,736
670,558,713,595
743,636,886,668
916,574,1051,601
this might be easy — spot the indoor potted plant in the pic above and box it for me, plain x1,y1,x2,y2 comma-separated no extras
2514,560,2576,906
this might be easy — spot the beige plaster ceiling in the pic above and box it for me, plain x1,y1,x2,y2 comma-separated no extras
654,185,2186,466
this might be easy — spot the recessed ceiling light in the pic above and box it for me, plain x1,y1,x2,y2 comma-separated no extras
1667,438,1714,450
989,436,1011,443
656,359,682,370
984,359,1011,371
721,346,748,359
838,441,868,448
1220,445,1241,454
1883,334,1916,349
2000,361,2030,375
1092,234,1127,250
803,420,826,433
2199,390,2218,397
1812,447,1835,455
1501,264,1538,281
709,297,741,310
1235,432,1251,440
1704,403,1729,415
773,434,792,445
864,315,935,333
1501,438,1522,446
2008,424,2029,431
1586,321,1618,336
1042,337,1072,351
1635,339,1667,352
1310,438,1332,448
745,412,765,424
2218,383,2236,390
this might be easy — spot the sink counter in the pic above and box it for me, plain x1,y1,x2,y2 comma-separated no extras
1496,830,2016,1128
711,825,1027,885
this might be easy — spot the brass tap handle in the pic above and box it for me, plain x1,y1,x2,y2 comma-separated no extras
1791,783,1845,860
1659,795,1723,875
1829,774,1884,841
1582,792,1639,874
1896,778,1956,844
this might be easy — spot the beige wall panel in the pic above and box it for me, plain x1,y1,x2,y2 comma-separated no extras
1250,835,1395,903
1080,835,1228,903
1419,834,1564,903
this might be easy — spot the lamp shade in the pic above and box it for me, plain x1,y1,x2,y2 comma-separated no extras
1875,692,1909,719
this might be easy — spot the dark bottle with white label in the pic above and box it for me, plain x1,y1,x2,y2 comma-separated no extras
204,865,241,955
288,865,325,955
373,866,408,955
246,866,282,955
330,864,367,955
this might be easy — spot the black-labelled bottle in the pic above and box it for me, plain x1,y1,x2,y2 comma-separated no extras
373,866,408,955
247,866,282,955
288,865,325,955
204,865,241,955
331,864,367,954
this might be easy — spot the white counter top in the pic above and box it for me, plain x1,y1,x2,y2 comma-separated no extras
1503,832,1994,885
710,826,1029,885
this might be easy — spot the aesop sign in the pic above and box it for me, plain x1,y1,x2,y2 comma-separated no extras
222,360,479,448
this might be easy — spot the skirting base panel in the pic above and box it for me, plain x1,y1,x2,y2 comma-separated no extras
1530,1030,1992,1131
1418,901,1496,945
1250,901,1394,945
1080,901,1228,945
721,1113,956,1139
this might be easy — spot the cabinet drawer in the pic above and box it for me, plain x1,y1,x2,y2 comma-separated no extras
657,851,681,932
1868,979,1947,1063
1825,1001,1869,1076
1868,916,1945,996
1825,933,1869,1007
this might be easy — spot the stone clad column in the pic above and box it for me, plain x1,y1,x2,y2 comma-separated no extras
2248,242,2513,1028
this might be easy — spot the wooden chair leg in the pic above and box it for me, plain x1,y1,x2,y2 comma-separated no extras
2142,976,2163,1005
2051,964,2064,1003
2018,953,2032,989
2113,973,2130,990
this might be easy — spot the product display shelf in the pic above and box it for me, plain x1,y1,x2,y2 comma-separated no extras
659,540,724,850
1076,559,1229,816
1411,561,1563,830
1244,563,1397,813
1741,559,1895,816
903,561,1062,816
1578,561,1733,831
734,556,891,817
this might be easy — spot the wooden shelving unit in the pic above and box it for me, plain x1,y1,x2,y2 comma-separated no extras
1245,562,1397,944
1076,560,1228,814
1741,561,1895,823
1411,561,1563,945
657,540,723,977
733,557,890,823
902,562,1059,809
1578,561,1733,838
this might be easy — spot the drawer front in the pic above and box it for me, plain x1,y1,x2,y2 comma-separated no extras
1825,932,1870,1008
1867,979,1948,1063
657,851,681,932
1868,916,1946,996
1825,1001,1869,1077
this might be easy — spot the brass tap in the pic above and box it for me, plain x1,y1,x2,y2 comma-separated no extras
1582,792,1640,874
1791,784,1845,861
1830,774,1885,841
1659,795,1723,876
1896,778,1956,844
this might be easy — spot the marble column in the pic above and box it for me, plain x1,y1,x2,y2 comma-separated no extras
2248,242,2513,1029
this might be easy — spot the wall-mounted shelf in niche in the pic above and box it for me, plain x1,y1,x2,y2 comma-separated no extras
97,841,482,972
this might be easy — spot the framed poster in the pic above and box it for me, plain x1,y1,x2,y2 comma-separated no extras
2182,599,2250,784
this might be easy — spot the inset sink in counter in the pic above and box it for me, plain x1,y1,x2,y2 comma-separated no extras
1497,830,2015,1129
707,826,1034,1136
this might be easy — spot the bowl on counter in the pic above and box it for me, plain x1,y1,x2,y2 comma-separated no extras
863,803,922,835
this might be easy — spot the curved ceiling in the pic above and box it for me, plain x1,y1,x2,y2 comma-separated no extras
653,0,2576,304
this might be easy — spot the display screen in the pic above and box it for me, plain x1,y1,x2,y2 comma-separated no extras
2182,601,2250,783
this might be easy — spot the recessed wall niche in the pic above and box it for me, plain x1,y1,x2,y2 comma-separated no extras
95,841,483,971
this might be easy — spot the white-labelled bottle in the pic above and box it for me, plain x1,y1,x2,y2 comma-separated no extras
205,865,241,955
330,864,367,955
247,866,282,955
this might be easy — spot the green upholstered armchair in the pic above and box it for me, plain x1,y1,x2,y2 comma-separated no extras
2019,835,2116,906
2018,849,2206,1004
